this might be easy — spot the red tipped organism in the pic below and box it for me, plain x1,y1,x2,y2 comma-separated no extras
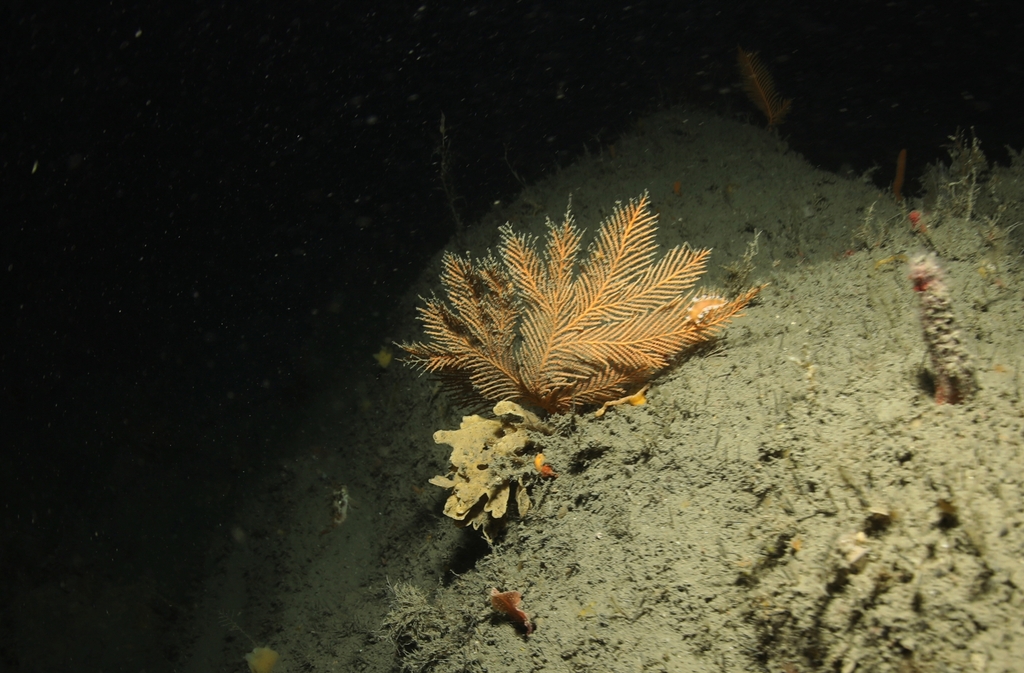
907,253,975,404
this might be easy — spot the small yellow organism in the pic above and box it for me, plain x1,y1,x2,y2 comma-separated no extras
594,384,650,418
873,253,908,270
244,646,279,673
373,346,393,368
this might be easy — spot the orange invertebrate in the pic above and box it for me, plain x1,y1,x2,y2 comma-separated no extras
490,588,534,635
534,453,557,478
909,210,926,233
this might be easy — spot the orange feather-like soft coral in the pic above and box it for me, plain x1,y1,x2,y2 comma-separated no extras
490,588,534,635
401,192,763,413
737,47,792,127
